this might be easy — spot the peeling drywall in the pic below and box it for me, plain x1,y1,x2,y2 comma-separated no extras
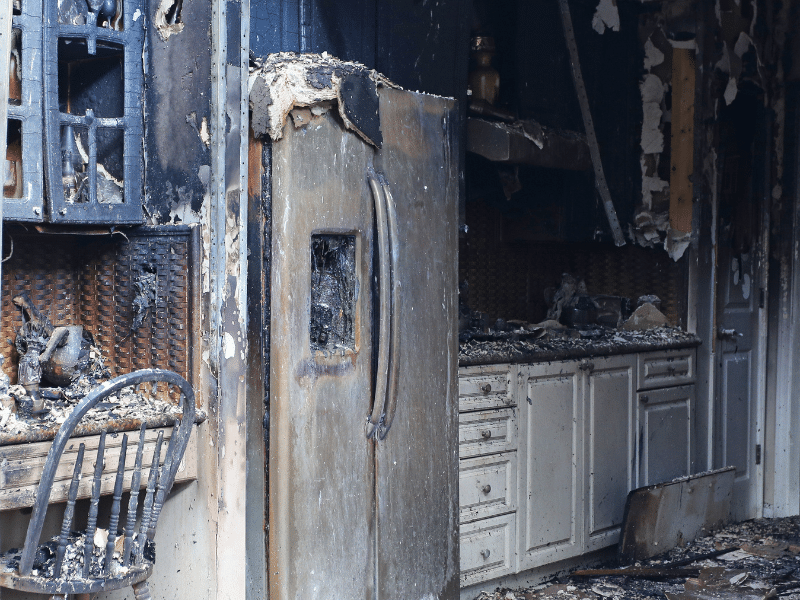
155,0,185,41
633,23,677,257
592,0,620,34
630,0,769,262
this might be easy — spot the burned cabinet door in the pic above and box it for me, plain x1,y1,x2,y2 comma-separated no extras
42,0,144,224
4,0,44,221
269,109,375,600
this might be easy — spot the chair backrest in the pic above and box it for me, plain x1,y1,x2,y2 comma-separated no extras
15,368,196,578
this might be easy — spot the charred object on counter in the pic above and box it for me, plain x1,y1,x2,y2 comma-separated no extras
12,294,97,415
546,273,634,329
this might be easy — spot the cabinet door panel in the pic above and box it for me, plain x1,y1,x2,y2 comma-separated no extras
637,385,693,487
585,356,635,550
518,363,582,570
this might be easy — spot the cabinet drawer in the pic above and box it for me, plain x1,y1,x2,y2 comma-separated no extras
459,366,513,412
459,452,517,522
459,408,517,458
460,513,517,587
638,349,695,390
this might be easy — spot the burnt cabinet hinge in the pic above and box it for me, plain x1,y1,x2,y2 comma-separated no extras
756,444,762,465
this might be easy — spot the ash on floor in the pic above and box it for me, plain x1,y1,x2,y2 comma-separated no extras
471,517,800,600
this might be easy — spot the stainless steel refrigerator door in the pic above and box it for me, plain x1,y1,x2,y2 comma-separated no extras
269,109,376,600
373,88,461,600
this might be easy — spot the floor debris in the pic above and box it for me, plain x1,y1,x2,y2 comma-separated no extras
469,516,800,600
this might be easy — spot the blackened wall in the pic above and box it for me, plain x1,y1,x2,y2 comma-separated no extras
470,0,643,243
143,0,213,222
250,0,471,104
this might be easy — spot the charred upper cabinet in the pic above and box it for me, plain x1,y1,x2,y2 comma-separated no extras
5,0,44,221
39,0,144,224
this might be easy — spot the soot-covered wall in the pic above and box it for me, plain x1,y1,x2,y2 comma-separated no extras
143,0,212,223
250,0,471,107
467,0,643,245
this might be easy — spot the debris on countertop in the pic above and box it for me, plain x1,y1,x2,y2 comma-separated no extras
459,325,700,366
622,302,669,331
0,366,205,446
469,516,800,600
459,273,698,366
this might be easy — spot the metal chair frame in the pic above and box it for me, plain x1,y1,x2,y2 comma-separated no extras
0,369,196,600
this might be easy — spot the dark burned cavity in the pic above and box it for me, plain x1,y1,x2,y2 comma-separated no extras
310,234,356,354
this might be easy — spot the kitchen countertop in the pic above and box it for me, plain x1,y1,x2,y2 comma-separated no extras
459,327,701,366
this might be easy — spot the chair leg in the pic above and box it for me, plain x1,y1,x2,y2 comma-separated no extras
132,581,152,600
47,596,67,600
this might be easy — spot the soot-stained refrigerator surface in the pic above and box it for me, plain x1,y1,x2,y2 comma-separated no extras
268,85,460,600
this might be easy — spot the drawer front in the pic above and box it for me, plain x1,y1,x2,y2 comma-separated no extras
459,366,513,412
459,452,517,522
460,513,517,587
638,349,695,390
459,408,517,458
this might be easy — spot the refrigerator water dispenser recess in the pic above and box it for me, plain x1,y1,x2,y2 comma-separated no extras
310,234,358,353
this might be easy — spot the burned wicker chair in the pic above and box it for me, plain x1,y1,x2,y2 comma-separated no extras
0,369,196,600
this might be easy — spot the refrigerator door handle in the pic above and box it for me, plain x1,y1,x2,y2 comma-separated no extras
366,174,391,438
378,182,400,440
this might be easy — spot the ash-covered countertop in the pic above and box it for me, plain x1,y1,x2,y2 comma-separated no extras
0,377,206,447
459,327,701,366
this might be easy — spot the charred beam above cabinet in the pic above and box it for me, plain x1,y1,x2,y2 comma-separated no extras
466,117,592,171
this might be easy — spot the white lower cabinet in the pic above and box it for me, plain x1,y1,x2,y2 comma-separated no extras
459,452,518,522
584,356,636,551
458,347,696,587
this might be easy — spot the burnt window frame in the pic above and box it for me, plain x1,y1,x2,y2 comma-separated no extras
5,0,45,221
42,0,144,224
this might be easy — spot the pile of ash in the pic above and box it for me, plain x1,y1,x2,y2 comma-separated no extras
2,529,155,581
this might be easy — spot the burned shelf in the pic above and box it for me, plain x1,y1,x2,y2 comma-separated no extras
466,117,592,170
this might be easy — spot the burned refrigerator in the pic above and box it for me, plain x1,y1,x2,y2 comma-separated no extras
268,84,460,599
